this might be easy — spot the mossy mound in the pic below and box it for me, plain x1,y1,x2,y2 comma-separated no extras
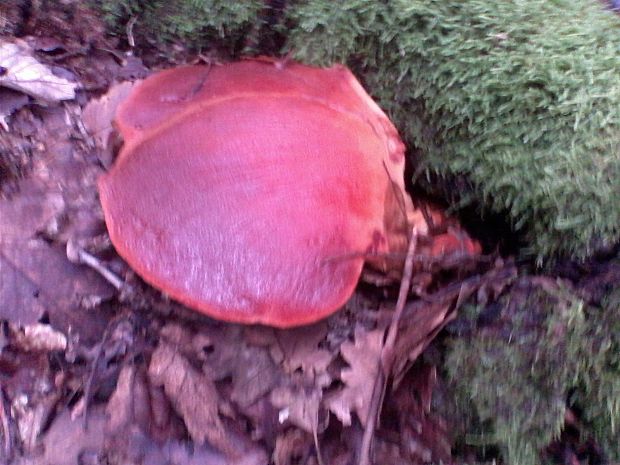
286,0,620,261
443,263,620,464
98,0,264,55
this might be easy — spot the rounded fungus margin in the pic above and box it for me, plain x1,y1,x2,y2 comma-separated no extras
98,59,478,328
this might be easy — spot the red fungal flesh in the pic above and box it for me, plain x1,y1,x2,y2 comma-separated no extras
99,60,479,327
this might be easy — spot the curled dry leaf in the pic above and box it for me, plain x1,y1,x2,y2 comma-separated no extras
388,300,456,389
325,328,384,427
10,323,67,352
105,362,187,462
147,340,269,463
81,80,137,166
0,40,78,101
148,341,231,452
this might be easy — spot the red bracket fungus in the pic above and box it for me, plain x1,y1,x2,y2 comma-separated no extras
98,59,480,328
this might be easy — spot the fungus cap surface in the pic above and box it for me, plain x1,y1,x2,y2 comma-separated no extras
99,60,451,327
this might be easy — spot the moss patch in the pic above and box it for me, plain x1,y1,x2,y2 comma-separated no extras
286,0,620,261
443,264,620,464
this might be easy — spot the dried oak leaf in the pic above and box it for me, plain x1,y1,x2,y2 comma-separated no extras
192,326,280,409
325,327,384,427
274,322,334,378
270,383,322,434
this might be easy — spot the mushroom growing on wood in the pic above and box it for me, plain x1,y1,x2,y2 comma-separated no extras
98,59,479,328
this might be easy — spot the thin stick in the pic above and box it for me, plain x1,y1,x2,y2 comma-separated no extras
384,229,418,353
126,16,137,48
313,425,325,465
67,240,125,291
358,227,418,465
0,388,12,460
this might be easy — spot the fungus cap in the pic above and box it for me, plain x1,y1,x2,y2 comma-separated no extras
98,59,477,327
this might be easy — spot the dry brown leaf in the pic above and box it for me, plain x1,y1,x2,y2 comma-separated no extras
148,340,249,460
82,80,136,166
389,301,455,388
192,325,280,409
325,328,384,427
0,106,112,337
275,322,334,378
0,88,28,130
105,362,186,462
35,407,106,465
106,363,153,434
270,384,322,434
273,428,314,465
10,323,67,352
230,345,280,409
14,388,60,452
0,40,78,101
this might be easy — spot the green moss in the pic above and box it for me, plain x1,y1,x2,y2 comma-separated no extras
443,270,620,464
286,0,620,261
573,286,620,460
445,281,586,464
98,0,264,54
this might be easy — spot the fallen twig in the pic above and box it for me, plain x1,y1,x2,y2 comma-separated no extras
359,227,418,465
66,239,126,291
0,388,13,461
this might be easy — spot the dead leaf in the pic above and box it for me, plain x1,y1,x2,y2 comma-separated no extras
275,322,334,378
106,362,186,457
271,384,322,434
148,341,236,457
0,238,111,333
193,325,280,409
389,301,455,389
10,323,67,352
231,345,280,409
0,40,78,101
273,428,314,465
16,394,59,452
82,80,136,166
325,328,384,427
0,106,112,337
0,88,29,130
36,407,106,465
106,363,156,434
